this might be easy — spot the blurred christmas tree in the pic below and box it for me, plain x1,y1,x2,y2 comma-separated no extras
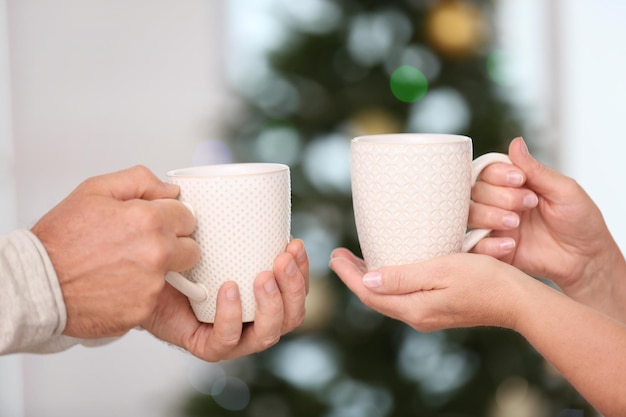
182,0,594,416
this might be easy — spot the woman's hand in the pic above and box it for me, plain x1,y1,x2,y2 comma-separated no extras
469,137,626,320
329,248,527,332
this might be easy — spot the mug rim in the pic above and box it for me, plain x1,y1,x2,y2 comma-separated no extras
352,133,471,145
167,163,289,178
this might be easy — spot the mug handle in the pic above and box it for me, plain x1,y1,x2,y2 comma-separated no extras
462,152,513,253
165,271,208,303
164,201,209,303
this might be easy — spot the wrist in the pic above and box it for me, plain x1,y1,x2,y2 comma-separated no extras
488,261,536,332
511,275,569,338
564,245,626,320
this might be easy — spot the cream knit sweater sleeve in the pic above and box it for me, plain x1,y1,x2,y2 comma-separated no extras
0,229,114,354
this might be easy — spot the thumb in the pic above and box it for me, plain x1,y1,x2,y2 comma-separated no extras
362,265,435,295
508,137,569,199
84,165,180,201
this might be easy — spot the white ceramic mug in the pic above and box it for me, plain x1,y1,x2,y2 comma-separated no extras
165,163,291,323
351,133,511,270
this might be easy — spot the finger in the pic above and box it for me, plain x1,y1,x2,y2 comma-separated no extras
330,256,416,320
472,182,539,212
285,239,310,294
208,282,244,357
330,248,368,274
508,137,573,199
330,257,411,323
238,272,284,351
273,253,307,332
468,201,520,231
120,199,200,272
470,236,516,258
86,165,180,201
150,199,197,237
329,256,369,300
168,236,201,272
476,162,527,187
361,261,447,295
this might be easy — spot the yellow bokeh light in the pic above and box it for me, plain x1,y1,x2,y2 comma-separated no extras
425,0,487,58
349,107,403,136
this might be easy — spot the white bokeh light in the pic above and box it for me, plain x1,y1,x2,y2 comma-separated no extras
325,378,393,417
397,330,478,399
268,337,339,391
255,125,302,165
277,0,342,34
407,87,470,133
302,133,351,194
347,10,412,67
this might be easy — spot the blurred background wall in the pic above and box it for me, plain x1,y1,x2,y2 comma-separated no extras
0,0,625,416
556,0,626,252
2,1,231,416
0,0,21,414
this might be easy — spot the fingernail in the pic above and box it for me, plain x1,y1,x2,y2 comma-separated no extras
297,248,306,262
328,259,335,271
506,171,524,186
523,194,539,208
362,272,382,288
519,137,529,156
502,213,519,228
181,202,196,218
286,260,297,277
226,286,239,301
500,238,516,251
164,182,179,192
264,279,278,294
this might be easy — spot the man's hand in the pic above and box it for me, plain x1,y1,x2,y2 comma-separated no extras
142,238,309,362
32,165,200,338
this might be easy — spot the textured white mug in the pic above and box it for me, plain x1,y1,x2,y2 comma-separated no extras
165,163,291,323
351,133,511,270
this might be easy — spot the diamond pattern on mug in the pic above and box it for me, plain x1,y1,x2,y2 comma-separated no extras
170,168,291,322
352,141,471,270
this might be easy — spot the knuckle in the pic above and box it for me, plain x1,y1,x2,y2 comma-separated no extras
77,175,101,191
384,268,405,293
489,208,507,225
129,203,163,231
258,334,281,350
425,261,453,287
286,281,307,300
284,309,306,331
214,335,241,352
126,205,177,268
562,177,583,195
221,336,240,349
129,164,153,180
504,192,519,210
148,242,175,270
470,181,485,201
412,322,435,333
356,291,375,308
128,219,175,269
187,241,202,266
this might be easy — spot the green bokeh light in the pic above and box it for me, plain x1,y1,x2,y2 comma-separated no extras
487,49,513,86
390,65,428,103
